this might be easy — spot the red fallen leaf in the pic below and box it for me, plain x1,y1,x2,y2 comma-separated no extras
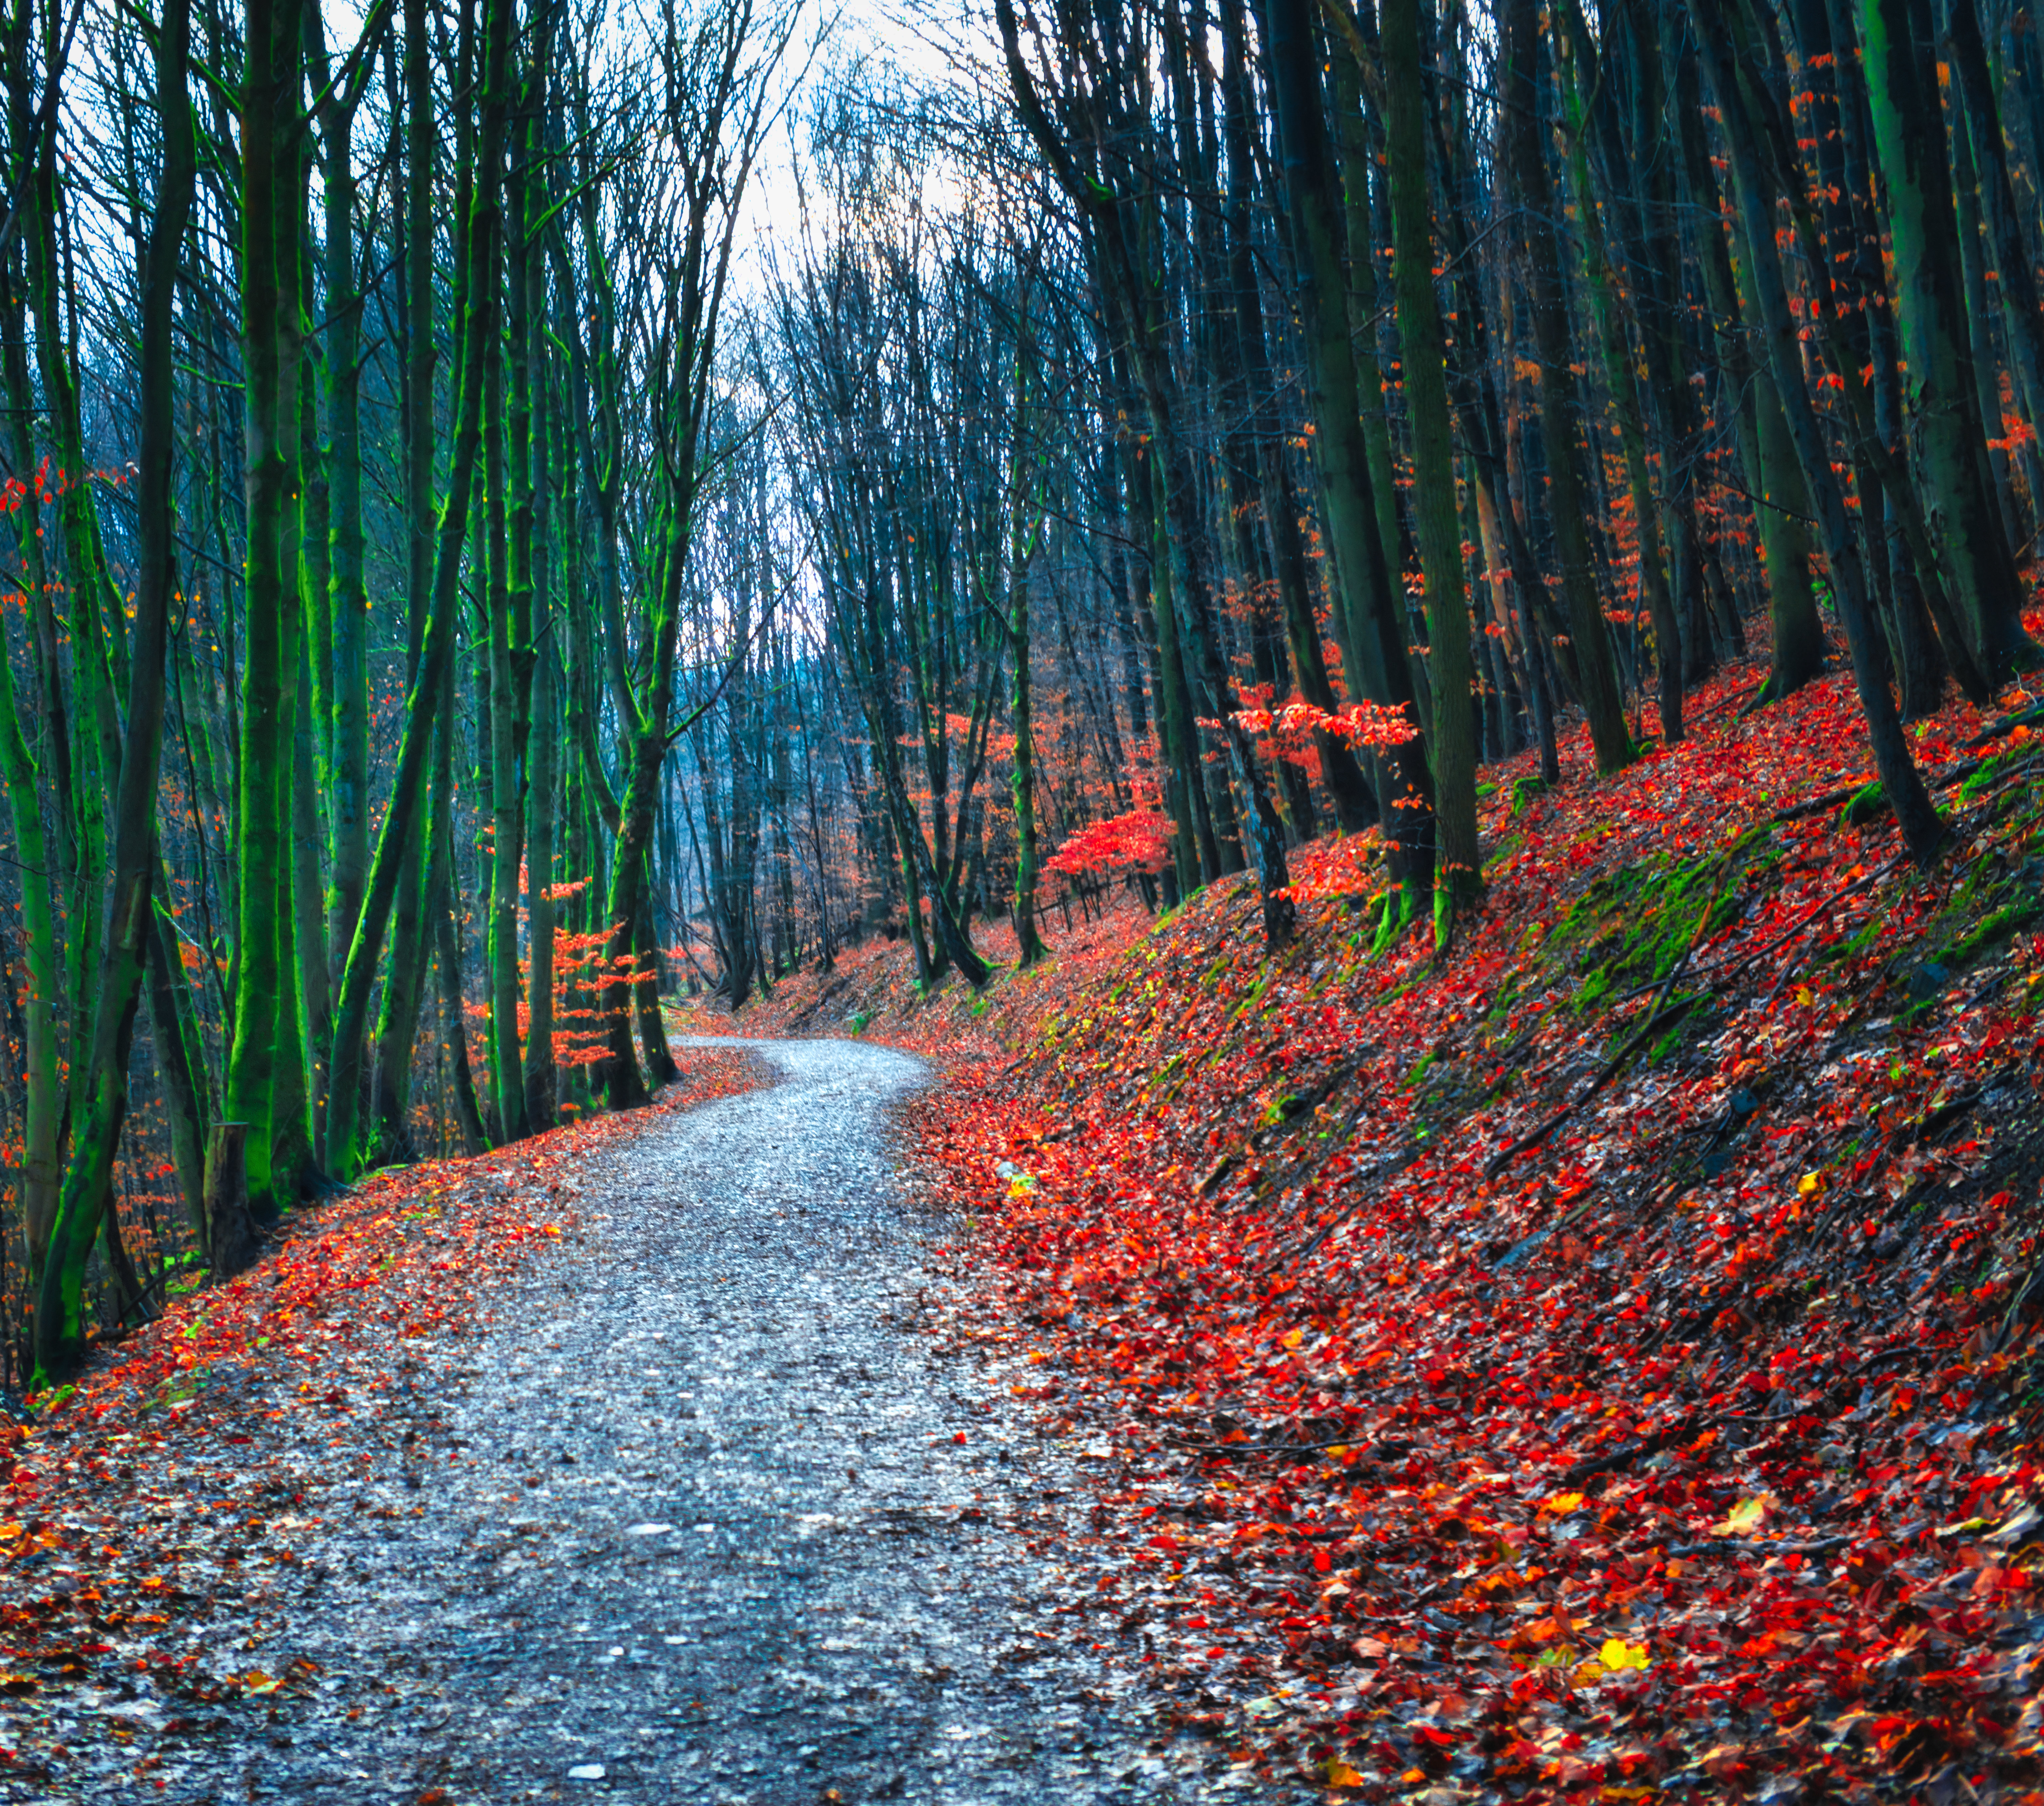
720,647,2044,1799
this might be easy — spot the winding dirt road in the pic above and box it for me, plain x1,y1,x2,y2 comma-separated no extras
10,1039,1270,1803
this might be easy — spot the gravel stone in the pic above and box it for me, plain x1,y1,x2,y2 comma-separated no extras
4,1038,1289,1803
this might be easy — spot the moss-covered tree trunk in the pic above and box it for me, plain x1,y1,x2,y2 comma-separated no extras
35,0,195,1375
224,0,304,1221
327,0,513,1176
485,194,528,1143
0,252,64,1279
320,17,371,1006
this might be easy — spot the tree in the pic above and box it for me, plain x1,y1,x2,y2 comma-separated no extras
35,0,196,1376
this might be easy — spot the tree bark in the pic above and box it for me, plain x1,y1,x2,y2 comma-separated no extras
328,0,514,1176
1498,0,1636,775
34,0,196,1375
1382,0,1481,931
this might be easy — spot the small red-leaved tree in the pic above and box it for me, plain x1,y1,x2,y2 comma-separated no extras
1044,806,1172,887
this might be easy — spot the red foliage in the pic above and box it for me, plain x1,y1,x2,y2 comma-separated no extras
1233,697,1422,751
903,650,2044,1796
1044,808,1172,879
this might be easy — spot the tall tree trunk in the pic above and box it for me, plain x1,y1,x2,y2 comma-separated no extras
1728,220,1827,697
1859,0,2039,677
223,0,304,1221
486,199,527,1143
1257,0,1435,911
1382,0,1481,933
524,620,559,1131
1216,1,1374,835
1498,0,1635,775
430,681,488,1156
0,257,64,1281
367,0,437,1159
1555,8,1684,742
1698,21,1946,863
35,0,195,1375
1946,0,2044,492
322,19,371,995
328,0,513,1177
1009,535,1048,970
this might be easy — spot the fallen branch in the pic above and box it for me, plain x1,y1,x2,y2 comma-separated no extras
1966,698,2044,747
1666,1535,1848,1559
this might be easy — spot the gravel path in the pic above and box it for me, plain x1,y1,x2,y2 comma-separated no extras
11,1037,1273,1804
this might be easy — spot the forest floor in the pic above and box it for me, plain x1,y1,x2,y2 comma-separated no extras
694,642,2044,1803
0,1037,1293,1805
3,645,2042,1806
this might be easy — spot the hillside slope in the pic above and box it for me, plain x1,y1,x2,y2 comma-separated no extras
711,657,2044,1801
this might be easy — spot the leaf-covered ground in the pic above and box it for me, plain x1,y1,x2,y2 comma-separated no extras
0,1048,763,1790
730,651,2044,1802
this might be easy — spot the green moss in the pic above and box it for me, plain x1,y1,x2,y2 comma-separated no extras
1958,751,2015,802
1371,882,1421,957
1549,826,1775,1012
1648,1020,1690,1064
1840,781,1887,826
1947,898,2042,967
1230,969,1274,1021
1821,916,1888,966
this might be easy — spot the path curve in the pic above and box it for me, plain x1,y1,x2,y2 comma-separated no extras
43,1037,1255,1803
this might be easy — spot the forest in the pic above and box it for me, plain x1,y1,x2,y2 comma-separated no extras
4,0,2038,1378
0,0,2042,1790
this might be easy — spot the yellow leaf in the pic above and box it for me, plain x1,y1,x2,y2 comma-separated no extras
1599,1637,1652,1671
1282,1326,1305,1350
1797,1172,1822,1197
1540,1490,1586,1515
1722,1494,1772,1534
1322,1758,1366,1787
1794,985,1816,1006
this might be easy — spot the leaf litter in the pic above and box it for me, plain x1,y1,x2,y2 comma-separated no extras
7,651,2044,1803
745,654,2044,1803
0,1048,762,1798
